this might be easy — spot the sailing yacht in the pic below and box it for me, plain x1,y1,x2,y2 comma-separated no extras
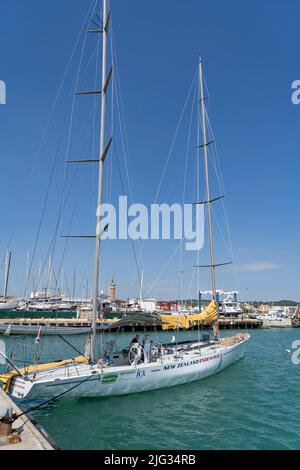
292,306,300,328
0,251,18,311
0,0,249,399
0,299,18,312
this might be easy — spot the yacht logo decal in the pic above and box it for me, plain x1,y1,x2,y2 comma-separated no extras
136,369,146,378
164,354,219,371
101,373,118,384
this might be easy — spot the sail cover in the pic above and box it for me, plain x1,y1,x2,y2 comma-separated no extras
160,300,217,330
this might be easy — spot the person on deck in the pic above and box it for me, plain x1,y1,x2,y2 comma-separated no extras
128,334,142,365
129,334,140,348
143,334,152,363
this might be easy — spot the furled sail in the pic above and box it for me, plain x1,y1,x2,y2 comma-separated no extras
160,300,217,330
0,356,87,392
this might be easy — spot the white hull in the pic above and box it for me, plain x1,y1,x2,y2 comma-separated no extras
262,318,292,328
0,300,18,311
9,335,249,399
221,308,243,316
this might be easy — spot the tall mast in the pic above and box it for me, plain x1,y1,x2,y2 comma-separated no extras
3,251,8,298
25,250,29,298
61,266,64,293
139,270,144,308
38,260,41,294
91,0,109,363
72,268,76,300
199,59,217,299
3,251,12,299
46,257,52,298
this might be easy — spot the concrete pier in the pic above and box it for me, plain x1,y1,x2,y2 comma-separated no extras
0,316,263,333
0,388,56,450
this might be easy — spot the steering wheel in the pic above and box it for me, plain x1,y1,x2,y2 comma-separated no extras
128,343,144,365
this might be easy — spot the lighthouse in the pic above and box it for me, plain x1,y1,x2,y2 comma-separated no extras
109,278,116,302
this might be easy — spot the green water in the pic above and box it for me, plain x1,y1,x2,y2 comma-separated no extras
0,311,76,319
1,329,300,449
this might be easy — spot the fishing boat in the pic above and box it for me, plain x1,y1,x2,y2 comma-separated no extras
0,0,249,400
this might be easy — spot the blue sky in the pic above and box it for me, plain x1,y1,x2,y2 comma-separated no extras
0,0,300,301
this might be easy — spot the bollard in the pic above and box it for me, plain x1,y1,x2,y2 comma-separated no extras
7,432,21,445
0,406,13,437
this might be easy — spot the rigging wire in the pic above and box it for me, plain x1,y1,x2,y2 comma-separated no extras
0,0,98,273
153,71,198,205
38,93,103,295
204,107,241,294
109,22,144,295
29,12,103,297
33,172,77,294
21,1,99,298
148,63,238,306
179,76,198,307
9,373,99,424
23,120,68,298
105,100,143,292
31,100,101,295
134,71,199,299
104,87,144,296
200,71,238,290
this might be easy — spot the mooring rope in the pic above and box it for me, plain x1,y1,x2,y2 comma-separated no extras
4,371,98,425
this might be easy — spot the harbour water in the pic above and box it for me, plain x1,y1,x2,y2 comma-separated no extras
1,328,300,450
